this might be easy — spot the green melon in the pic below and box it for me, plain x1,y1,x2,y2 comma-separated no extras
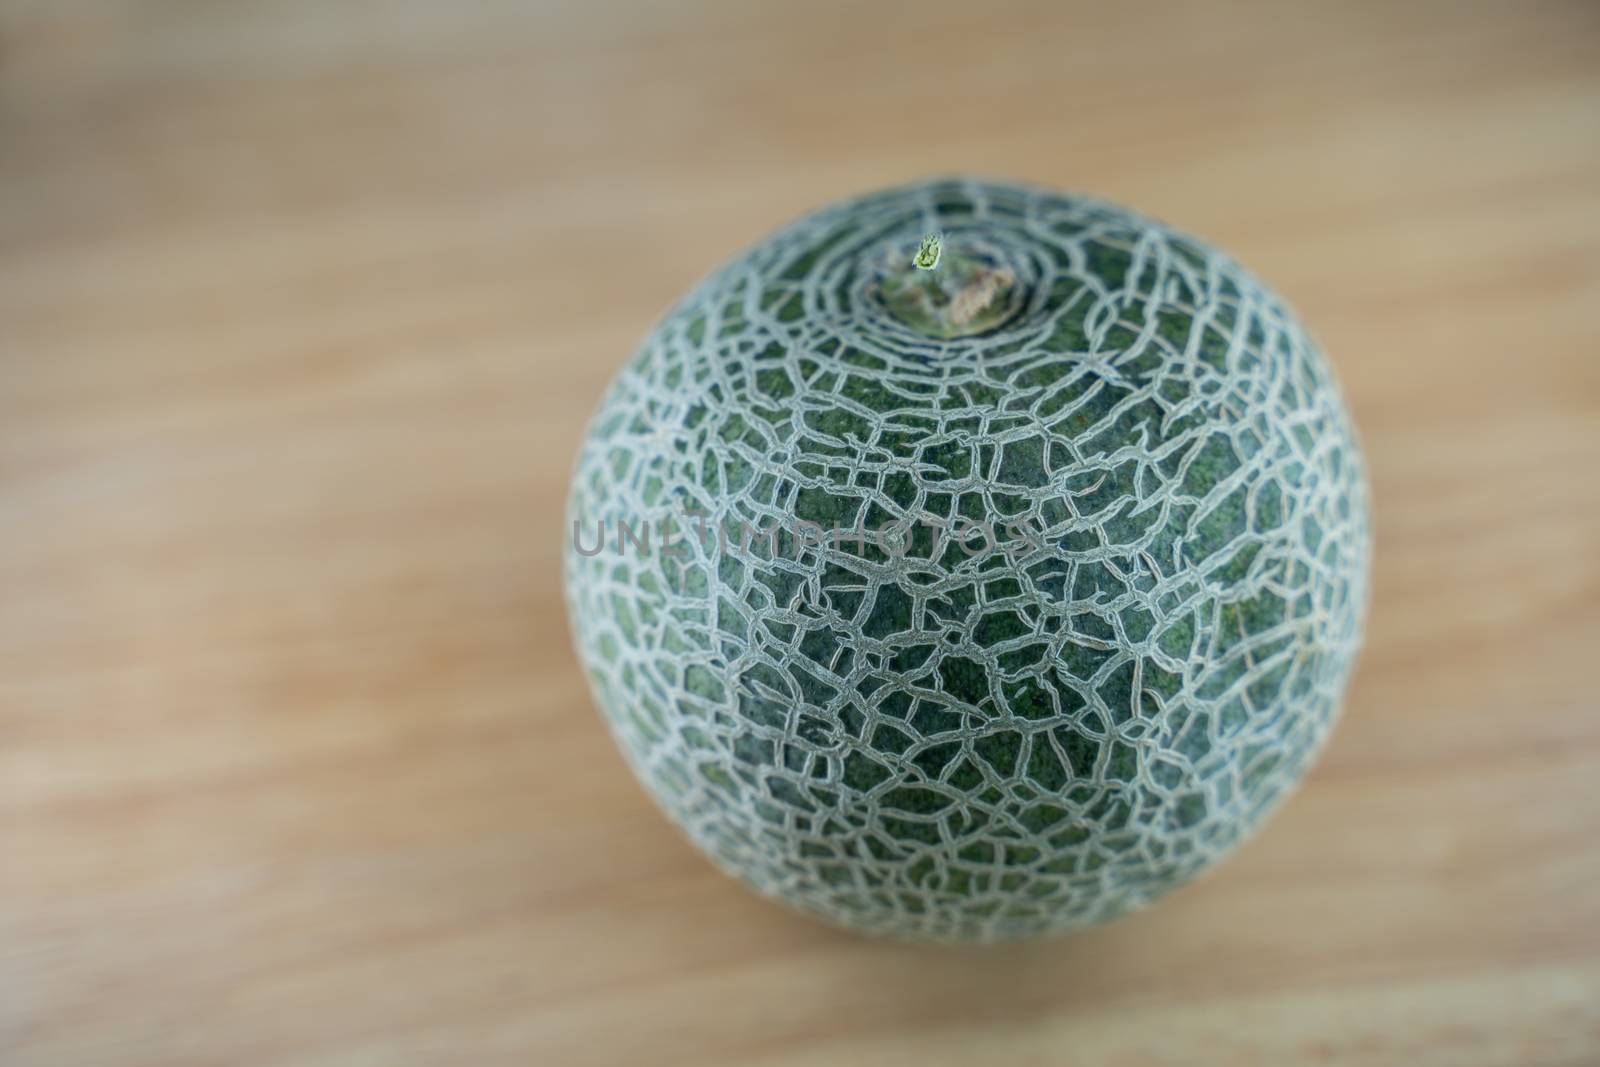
564,178,1369,943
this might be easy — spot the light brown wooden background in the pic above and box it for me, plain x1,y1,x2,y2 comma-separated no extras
4,2,1599,1064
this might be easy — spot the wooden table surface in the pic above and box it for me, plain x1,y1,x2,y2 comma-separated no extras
4,2,1599,1064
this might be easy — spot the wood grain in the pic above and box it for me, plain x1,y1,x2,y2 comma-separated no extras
3,2,1599,1064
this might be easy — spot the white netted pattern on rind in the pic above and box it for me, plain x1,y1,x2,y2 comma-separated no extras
565,179,1369,942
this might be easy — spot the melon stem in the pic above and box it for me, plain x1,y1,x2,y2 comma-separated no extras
878,232,1017,339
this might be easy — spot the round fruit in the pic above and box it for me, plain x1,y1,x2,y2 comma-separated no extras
564,178,1369,942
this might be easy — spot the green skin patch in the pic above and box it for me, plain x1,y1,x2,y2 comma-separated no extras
565,178,1370,943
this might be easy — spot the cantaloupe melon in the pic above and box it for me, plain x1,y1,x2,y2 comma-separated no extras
564,178,1369,942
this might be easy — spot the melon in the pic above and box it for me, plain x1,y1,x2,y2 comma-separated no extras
564,178,1369,942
